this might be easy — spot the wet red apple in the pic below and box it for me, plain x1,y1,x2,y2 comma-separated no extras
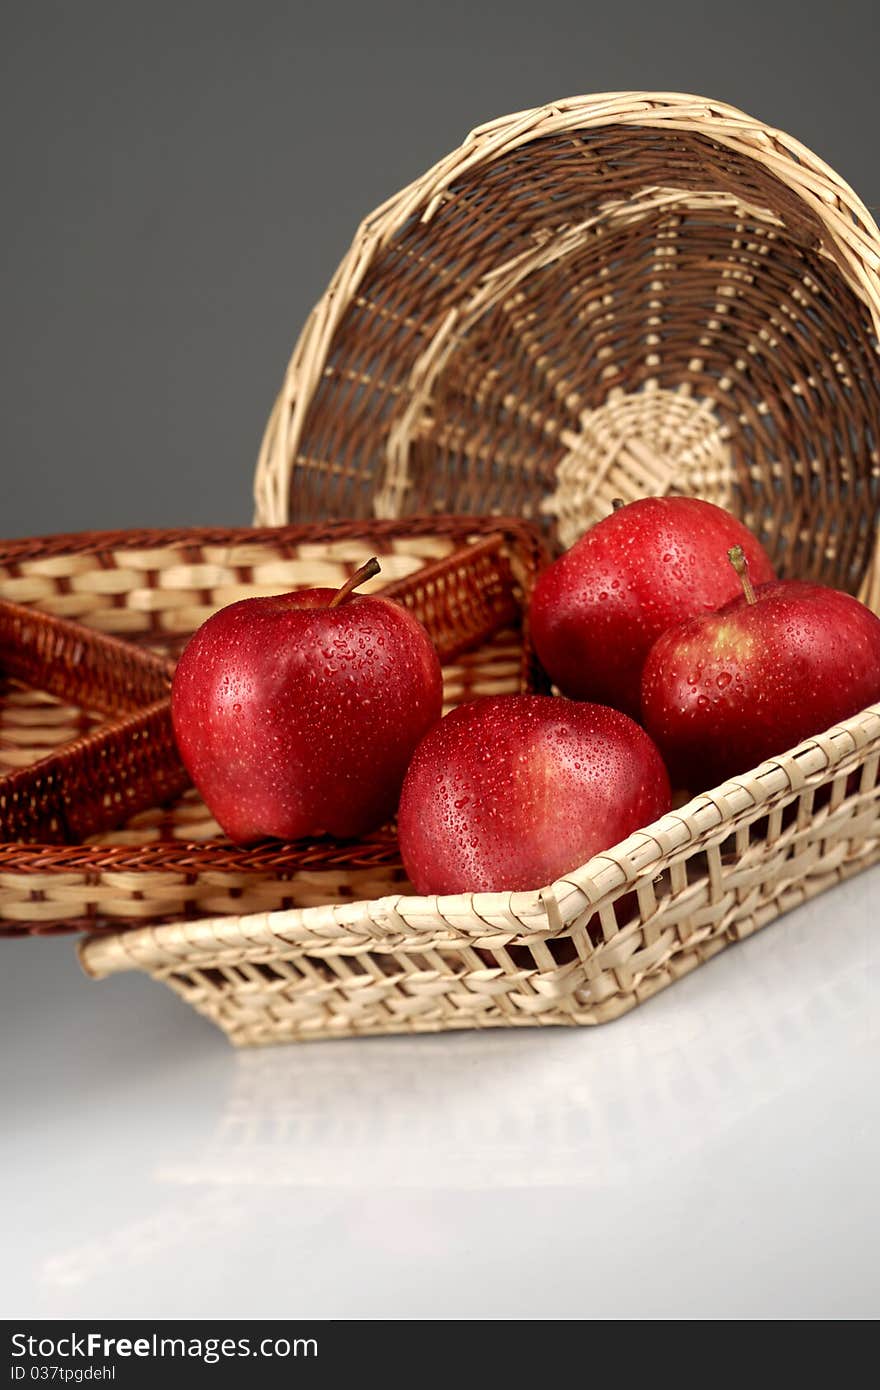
641,546,880,788
529,496,776,717
397,693,671,894
171,559,443,845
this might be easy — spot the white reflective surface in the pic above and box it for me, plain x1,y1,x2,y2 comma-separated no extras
4,868,879,1319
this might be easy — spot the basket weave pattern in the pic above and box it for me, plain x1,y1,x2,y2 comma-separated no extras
81,708,880,1043
0,519,543,935
255,93,880,600
69,95,880,1042
0,599,185,844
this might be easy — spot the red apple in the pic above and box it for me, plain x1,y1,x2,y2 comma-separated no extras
641,546,880,789
397,693,671,894
529,496,776,717
171,559,443,845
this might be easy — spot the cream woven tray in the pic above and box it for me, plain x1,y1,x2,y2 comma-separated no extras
80,666,880,1044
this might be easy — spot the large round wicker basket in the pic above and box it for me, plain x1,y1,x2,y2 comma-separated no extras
255,91,880,606
77,94,880,1046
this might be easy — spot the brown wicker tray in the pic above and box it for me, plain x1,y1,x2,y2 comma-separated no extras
0,597,185,844
0,517,545,935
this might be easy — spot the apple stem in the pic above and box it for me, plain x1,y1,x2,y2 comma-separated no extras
611,497,626,512
328,557,382,608
728,545,757,605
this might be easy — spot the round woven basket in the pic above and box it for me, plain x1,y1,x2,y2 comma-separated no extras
255,91,880,604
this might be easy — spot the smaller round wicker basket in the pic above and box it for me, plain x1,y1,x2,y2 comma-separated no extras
255,91,880,606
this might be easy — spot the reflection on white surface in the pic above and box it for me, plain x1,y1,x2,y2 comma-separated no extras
42,1191,245,1291
157,879,879,1190
3,866,879,1319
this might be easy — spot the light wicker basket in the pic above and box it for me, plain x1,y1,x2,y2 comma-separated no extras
78,92,880,1044
255,91,880,598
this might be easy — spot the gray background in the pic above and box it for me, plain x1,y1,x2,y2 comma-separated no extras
3,0,880,1323
3,0,879,536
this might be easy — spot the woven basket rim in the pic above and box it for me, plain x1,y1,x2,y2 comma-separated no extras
254,88,880,527
79,699,880,979
0,514,531,564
